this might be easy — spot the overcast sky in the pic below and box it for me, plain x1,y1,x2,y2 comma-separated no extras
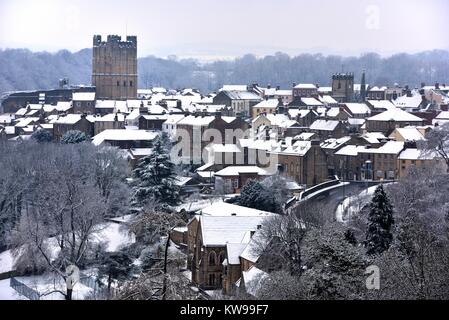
1,0,448,59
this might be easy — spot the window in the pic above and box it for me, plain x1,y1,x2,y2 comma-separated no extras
208,251,216,265
209,274,216,286
232,179,239,189
130,81,133,87
123,81,127,87
117,81,120,87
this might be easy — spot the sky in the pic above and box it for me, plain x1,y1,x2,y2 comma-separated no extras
0,0,448,60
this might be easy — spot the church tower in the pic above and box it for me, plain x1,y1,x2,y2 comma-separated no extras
360,70,366,102
92,35,137,100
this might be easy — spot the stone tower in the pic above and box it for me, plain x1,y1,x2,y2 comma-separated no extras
331,73,354,103
360,70,366,101
92,35,137,100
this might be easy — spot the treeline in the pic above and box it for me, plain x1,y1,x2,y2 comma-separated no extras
1,48,449,95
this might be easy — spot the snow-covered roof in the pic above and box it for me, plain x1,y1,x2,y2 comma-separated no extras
240,138,280,151
398,148,436,160
394,94,422,110
95,100,116,109
359,141,404,154
15,108,28,116
320,136,351,150
317,86,332,93
220,85,248,92
345,103,371,115
205,143,242,153
199,215,268,246
266,113,296,128
271,140,312,156
294,83,316,89
73,92,95,101
241,266,269,296
222,90,262,101
0,114,14,124
318,95,338,104
128,148,152,157
56,101,72,112
252,99,279,110
348,118,366,126
15,117,39,127
97,113,126,122
274,89,292,96
301,97,323,106
177,115,215,126
92,129,159,146
367,108,423,122
390,127,425,141
199,201,274,217
362,132,388,144
310,119,340,131
435,111,449,120
335,145,367,156
163,114,185,125
369,86,387,92
52,114,96,124
367,100,396,110
288,109,313,119
214,166,272,177
294,132,316,141
226,243,248,265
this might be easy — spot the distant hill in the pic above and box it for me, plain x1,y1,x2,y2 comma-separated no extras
1,48,448,95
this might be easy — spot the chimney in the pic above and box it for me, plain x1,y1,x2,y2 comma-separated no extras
267,84,271,89
276,85,280,91
421,82,426,88
435,83,440,90
114,113,118,122
214,111,222,119
292,82,297,88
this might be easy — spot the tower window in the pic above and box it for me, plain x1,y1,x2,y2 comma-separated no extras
117,81,120,87
123,81,127,87
130,81,133,87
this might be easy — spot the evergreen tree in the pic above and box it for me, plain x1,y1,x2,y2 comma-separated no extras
237,180,267,211
31,129,53,143
365,184,394,255
97,251,134,296
131,135,180,208
61,130,88,144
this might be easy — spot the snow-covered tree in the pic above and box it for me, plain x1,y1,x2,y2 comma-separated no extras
365,184,394,255
31,129,53,143
131,135,180,209
8,142,130,300
61,130,88,144
97,250,135,297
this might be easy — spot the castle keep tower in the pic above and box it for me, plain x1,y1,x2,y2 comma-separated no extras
92,35,137,100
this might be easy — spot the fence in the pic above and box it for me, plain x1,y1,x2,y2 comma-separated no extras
79,272,117,299
10,277,40,300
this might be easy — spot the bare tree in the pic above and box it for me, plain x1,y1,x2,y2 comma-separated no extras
9,142,129,300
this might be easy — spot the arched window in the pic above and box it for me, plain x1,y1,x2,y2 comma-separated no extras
208,251,216,265
218,252,225,264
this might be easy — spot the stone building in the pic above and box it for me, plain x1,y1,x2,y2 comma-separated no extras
92,35,137,100
332,73,354,103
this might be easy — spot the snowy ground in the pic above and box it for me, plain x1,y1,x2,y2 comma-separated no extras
335,184,397,222
0,221,135,300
